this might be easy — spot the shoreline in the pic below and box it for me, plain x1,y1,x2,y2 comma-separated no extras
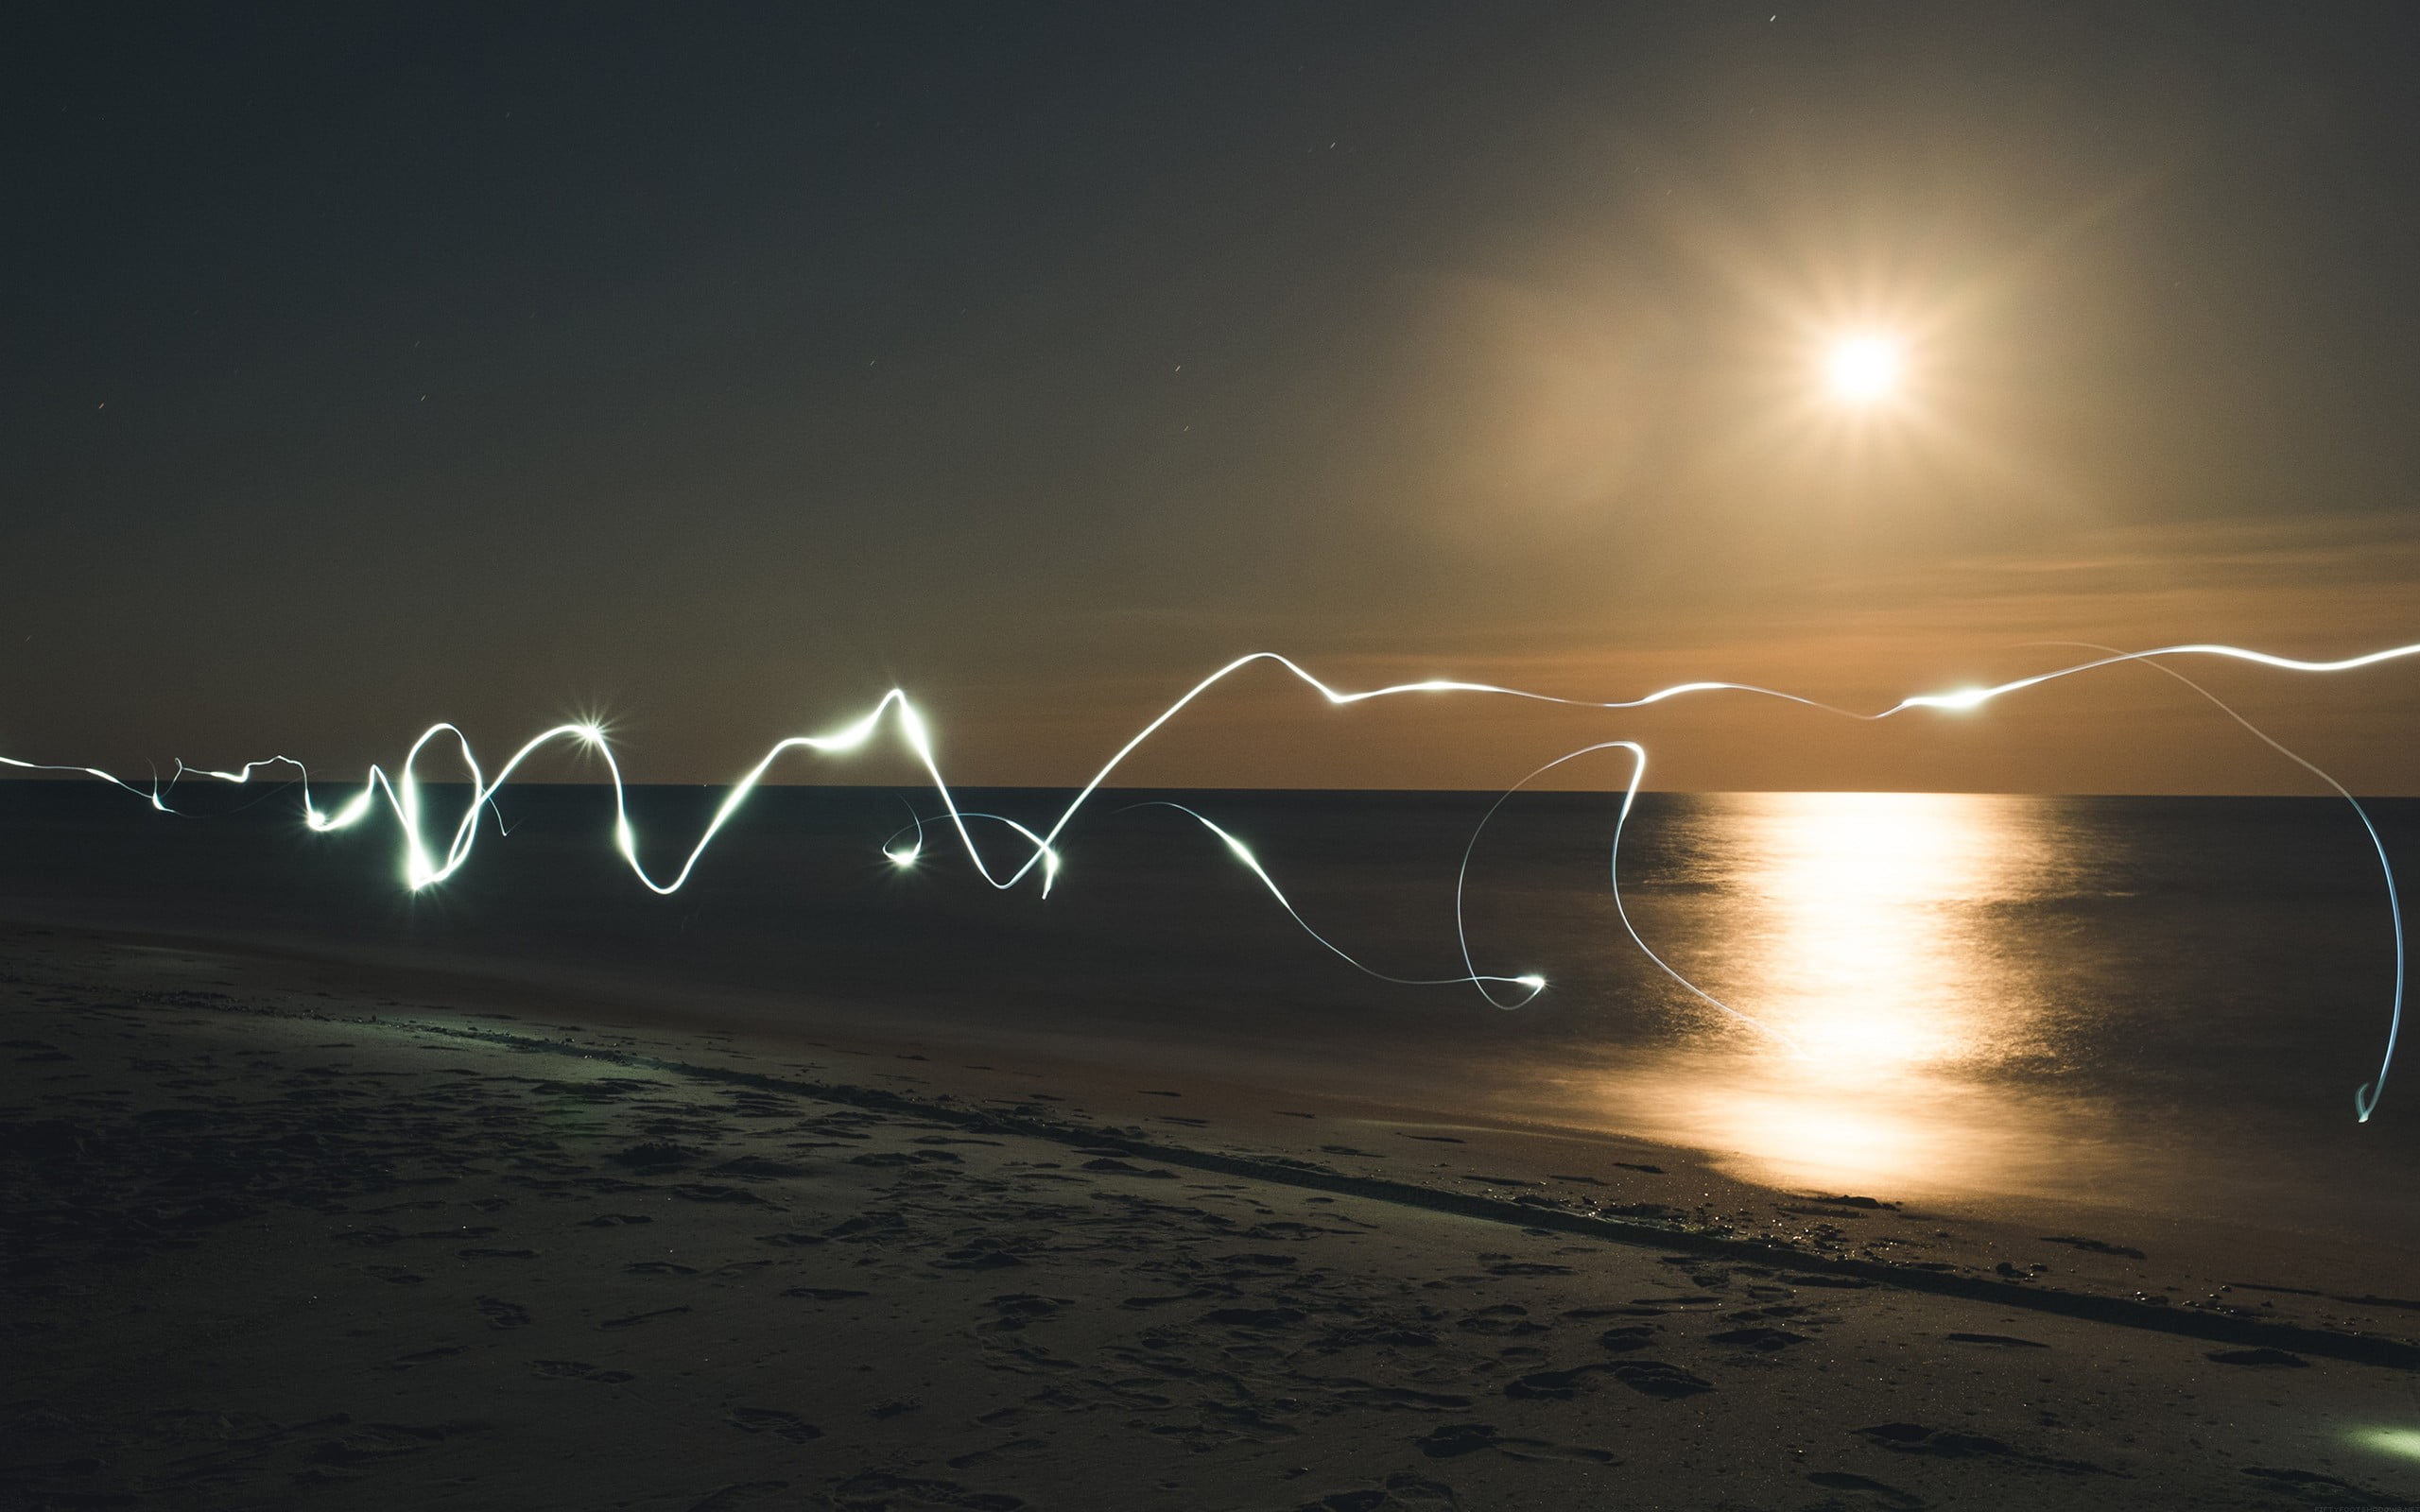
6,919,2418,1507
409,1010,2420,1371
8,910,2418,1332
8,919,2420,1506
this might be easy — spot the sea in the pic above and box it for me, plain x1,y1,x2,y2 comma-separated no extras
3,779,2415,1251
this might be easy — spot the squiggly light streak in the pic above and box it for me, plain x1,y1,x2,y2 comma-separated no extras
1116,799,1548,1000
6,640,2414,1118
2032,644,2406,1124
0,755,172,807
1440,738,1794,1045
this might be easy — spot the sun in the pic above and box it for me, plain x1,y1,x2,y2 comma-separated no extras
1823,335,1905,404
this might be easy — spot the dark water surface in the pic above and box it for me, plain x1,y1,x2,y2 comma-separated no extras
3,781,2415,1247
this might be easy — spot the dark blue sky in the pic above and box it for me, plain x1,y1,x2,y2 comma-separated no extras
9,4,2420,792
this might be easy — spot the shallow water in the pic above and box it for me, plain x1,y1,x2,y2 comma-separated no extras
2,780,2414,1246
1534,792,2413,1229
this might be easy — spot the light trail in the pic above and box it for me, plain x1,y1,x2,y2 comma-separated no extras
1116,799,1549,1001
5,638,2414,1118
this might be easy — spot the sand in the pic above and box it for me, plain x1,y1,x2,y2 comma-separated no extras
4,921,2418,1510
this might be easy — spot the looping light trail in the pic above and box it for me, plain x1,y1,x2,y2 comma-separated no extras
4,639,2412,1120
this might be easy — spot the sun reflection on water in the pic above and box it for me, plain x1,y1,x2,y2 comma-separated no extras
1599,792,2087,1197
1743,790,2020,1077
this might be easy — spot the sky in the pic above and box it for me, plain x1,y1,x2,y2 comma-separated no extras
8,2,2420,794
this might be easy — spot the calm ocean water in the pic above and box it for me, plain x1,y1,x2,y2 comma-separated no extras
3,781,2415,1245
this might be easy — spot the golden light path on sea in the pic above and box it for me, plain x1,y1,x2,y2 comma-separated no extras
1605,792,2066,1198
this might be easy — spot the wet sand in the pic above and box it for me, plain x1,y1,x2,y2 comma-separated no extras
5,920,2418,1510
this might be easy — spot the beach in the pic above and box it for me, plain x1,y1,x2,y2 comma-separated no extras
6,919,2416,1510
19,1,2420,1503
20,0,2420,1500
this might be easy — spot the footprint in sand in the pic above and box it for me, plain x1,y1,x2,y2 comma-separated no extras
724,1407,822,1443
307,1419,489,1466
1596,1325,1658,1352
938,1239,1027,1270
1507,1361,1714,1400
475,1296,530,1329
977,1295,1067,1332
1456,1305,1547,1338
1706,1326,1808,1351
531,1360,635,1383
1417,1422,1616,1466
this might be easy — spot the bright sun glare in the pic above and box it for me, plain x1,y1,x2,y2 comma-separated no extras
1824,335,1904,403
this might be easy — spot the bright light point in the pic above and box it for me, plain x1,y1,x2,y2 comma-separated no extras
887,848,918,868
1933,687,1993,712
1515,974,1546,990
1824,335,1903,403
576,723,606,746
